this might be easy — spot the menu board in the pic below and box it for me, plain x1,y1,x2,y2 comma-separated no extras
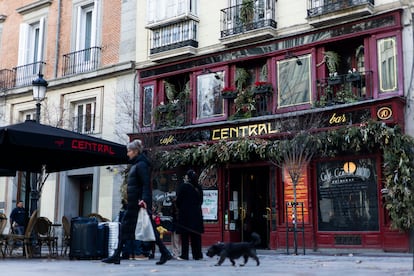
202,190,218,220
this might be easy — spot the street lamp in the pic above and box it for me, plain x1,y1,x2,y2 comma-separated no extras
32,73,48,123
28,73,48,214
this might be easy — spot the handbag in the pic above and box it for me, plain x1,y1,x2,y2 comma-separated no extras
135,208,156,241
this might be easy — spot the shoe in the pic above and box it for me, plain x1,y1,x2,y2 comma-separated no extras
177,256,188,261
102,255,121,265
134,254,149,261
148,253,155,259
156,254,172,265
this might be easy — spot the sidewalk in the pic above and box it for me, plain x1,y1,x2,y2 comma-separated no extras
1,249,413,276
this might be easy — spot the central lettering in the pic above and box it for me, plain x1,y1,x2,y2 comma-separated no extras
211,123,279,140
71,139,115,155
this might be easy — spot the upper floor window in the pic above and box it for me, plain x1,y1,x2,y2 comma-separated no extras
73,100,96,134
75,1,100,52
377,36,397,93
277,55,311,108
18,18,45,67
16,17,46,86
195,71,225,122
143,85,154,127
147,0,198,26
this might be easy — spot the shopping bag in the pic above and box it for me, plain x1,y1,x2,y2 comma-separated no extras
135,208,156,241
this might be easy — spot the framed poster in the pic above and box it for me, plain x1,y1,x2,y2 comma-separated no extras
202,190,218,220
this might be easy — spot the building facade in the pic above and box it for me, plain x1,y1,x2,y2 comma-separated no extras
131,0,414,251
0,0,135,232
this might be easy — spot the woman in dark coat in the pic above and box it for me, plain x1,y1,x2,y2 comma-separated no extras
102,139,171,265
176,169,204,260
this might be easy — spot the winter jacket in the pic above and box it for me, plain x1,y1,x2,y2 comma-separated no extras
121,153,152,240
176,181,204,235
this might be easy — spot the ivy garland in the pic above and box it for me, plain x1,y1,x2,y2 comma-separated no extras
155,121,414,231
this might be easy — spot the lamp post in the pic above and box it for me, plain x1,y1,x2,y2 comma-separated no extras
29,73,48,214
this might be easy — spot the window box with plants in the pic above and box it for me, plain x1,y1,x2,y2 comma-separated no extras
345,68,361,82
252,81,273,95
221,87,238,99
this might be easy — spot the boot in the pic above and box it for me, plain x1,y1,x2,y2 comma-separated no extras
156,253,172,265
102,245,122,264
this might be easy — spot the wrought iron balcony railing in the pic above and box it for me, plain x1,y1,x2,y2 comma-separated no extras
307,0,374,17
220,1,276,37
13,61,46,88
71,114,98,134
62,47,101,76
150,20,199,55
315,71,373,107
0,69,16,90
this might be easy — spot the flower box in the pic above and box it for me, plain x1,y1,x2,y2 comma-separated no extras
222,92,238,99
252,82,273,95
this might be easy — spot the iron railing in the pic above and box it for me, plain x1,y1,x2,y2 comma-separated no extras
62,47,101,76
316,71,373,107
0,69,16,90
220,0,276,37
150,20,199,54
307,0,374,17
13,61,46,88
71,114,97,134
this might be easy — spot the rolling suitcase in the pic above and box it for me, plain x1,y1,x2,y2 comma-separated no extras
105,222,120,257
96,222,109,258
69,217,98,260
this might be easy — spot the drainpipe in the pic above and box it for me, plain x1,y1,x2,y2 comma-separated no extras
53,0,62,78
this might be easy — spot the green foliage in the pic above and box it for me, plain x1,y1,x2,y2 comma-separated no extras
155,120,414,231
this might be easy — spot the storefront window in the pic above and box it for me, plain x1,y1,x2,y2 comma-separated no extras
277,54,311,108
377,37,397,92
196,71,225,121
317,158,379,231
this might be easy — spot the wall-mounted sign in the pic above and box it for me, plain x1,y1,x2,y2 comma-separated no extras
376,106,393,120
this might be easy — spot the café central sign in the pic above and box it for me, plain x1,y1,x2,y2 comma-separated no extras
211,122,279,140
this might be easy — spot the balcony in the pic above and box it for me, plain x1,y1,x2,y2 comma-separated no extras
71,114,98,134
0,69,15,90
13,61,46,88
307,0,374,27
149,19,199,62
155,100,190,129
220,1,277,47
315,70,373,107
62,47,101,76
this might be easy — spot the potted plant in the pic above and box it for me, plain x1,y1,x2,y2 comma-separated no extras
240,0,254,25
318,51,342,85
231,88,256,119
345,68,361,82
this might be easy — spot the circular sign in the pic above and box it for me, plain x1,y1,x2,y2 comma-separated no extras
377,107,392,120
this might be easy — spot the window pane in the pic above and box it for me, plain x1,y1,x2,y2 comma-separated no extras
196,72,224,120
277,55,311,108
143,85,154,127
317,158,379,231
377,37,397,92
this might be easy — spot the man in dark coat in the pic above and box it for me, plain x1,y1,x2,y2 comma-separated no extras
10,200,27,235
176,169,204,260
102,139,171,265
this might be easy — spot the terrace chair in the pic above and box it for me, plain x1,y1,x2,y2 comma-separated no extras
4,210,38,258
61,216,70,256
0,213,7,257
35,216,57,257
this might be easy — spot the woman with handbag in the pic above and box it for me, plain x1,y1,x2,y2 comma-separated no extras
102,139,172,265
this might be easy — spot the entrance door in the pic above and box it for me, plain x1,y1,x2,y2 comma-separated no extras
229,166,270,248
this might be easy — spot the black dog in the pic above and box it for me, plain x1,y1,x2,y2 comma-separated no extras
206,232,260,266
